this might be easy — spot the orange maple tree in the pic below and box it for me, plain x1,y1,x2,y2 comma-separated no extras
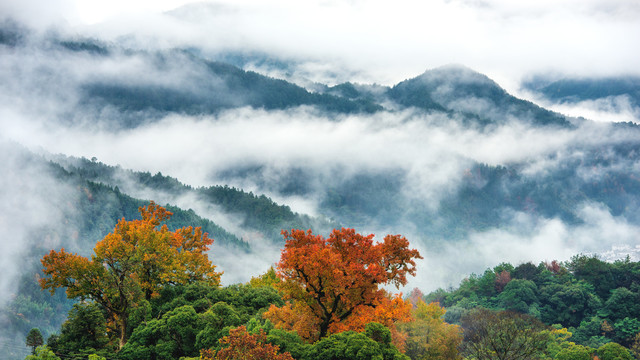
40,202,221,349
265,228,422,343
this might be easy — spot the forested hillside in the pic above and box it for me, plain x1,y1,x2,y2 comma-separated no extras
0,142,331,359
20,204,640,360
426,255,640,350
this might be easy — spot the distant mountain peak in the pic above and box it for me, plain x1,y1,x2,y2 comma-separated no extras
416,64,504,93
388,64,571,127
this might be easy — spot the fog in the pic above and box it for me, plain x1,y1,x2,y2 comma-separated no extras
3,0,640,88
530,94,640,125
6,103,639,292
414,202,640,291
1,13,640,299
0,142,80,305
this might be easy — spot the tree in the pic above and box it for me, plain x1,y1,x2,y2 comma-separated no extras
597,342,633,360
568,255,615,300
613,317,640,346
556,344,593,360
26,328,44,354
539,282,600,327
40,202,221,349
496,279,538,313
461,308,550,360
119,305,203,360
400,301,462,360
629,333,640,359
407,287,425,306
511,262,540,281
494,270,511,293
302,323,410,360
603,287,640,322
200,326,295,360
248,266,281,289
25,346,61,360
47,302,112,358
265,228,421,342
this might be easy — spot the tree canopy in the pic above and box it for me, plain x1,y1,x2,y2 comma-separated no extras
25,328,44,355
39,202,221,349
265,228,421,342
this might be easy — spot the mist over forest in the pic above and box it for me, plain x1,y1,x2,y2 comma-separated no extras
1,4,640,358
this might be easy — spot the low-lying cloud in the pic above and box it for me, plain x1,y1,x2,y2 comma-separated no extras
412,202,640,292
538,95,640,124
0,141,80,306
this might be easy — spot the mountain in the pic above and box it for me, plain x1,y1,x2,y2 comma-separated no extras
388,65,572,128
81,50,382,123
521,75,640,125
0,140,339,358
522,75,640,107
3,20,639,247
49,154,336,242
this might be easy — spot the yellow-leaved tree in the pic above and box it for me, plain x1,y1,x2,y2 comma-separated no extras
400,301,463,360
40,202,221,349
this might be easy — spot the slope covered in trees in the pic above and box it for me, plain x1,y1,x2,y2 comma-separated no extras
32,215,423,360
24,210,640,360
523,75,640,108
424,255,640,351
0,142,336,359
49,154,336,242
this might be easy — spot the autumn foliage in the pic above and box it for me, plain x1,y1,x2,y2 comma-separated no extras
40,202,221,349
265,228,422,344
200,326,295,360
401,301,462,360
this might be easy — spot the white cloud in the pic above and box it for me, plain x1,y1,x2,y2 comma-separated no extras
4,0,635,89
537,95,640,124
0,142,79,305
410,202,640,292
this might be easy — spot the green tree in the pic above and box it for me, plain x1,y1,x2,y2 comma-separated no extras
568,255,615,300
47,302,112,359
570,316,607,345
613,317,640,346
302,323,409,360
24,346,61,360
25,328,44,354
496,279,538,313
511,262,541,281
119,305,202,360
539,282,600,327
266,328,309,360
461,308,550,360
602,287,640,322
597,342,633,360
556,344,593,360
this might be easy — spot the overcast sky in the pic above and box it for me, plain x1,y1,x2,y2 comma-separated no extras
4,0,640,90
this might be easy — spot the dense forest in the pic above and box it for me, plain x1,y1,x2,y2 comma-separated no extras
17,203,640,360
0,142,332,360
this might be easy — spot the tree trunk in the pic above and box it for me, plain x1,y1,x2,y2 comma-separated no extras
319,318,330,339
118,314,128,350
